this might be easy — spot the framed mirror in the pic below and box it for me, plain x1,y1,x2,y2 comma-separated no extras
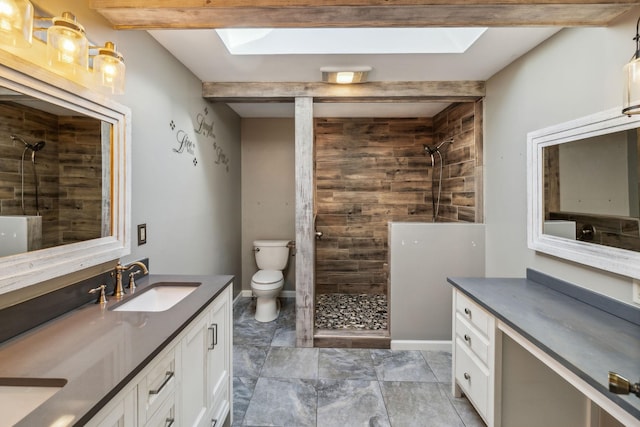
528,107,640,279
0,48,130,295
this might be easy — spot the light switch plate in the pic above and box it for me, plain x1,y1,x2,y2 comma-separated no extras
633,279,640,305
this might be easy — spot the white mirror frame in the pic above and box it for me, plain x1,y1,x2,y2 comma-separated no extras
0,49,131,295
527,106,640,280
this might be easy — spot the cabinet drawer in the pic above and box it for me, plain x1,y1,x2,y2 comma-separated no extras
455,337,489,421
145,397,175,427
138,347,176,424
455,291,490,337
455,312,489,366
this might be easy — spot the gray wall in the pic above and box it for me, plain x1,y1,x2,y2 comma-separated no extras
37,1,243,297
390,223,485,341
484,11,639,303
241,118,296,292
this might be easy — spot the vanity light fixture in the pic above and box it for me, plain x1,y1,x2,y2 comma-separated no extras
321,66,372,84
46,12,88,73
93,41,125,95
0,6,126,95
623,16,640,116
0,0,33,48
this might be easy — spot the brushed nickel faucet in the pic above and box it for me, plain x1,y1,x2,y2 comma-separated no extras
114,261,149,298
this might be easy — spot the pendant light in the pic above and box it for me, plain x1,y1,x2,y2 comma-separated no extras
623,17,640,116
46,11,88,72
93,41,125,95
0,0,33,48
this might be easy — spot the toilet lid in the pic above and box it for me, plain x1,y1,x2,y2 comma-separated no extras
252,270,283,284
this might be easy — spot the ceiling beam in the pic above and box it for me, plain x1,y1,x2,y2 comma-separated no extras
90,1,639,28
202,81,485,103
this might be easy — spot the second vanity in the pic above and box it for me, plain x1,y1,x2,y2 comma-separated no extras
0,273,233,427
449,269,639,427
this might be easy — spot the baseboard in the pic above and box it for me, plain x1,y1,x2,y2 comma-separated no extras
239,290,296,298
390,340,452,352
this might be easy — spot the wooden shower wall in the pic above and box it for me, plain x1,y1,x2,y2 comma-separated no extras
314,101,482,296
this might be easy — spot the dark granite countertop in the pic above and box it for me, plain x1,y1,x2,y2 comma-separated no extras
448,272,640,422
0,274,233,426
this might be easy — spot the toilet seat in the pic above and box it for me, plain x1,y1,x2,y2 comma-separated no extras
251,270,283,292
252,270,283,284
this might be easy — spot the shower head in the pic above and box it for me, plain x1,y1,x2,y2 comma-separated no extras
423,137,454,155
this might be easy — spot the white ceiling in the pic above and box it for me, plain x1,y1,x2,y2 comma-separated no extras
148,27,561,118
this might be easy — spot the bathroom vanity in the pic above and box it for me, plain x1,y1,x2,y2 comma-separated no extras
449,269,640,427
0,274,233,426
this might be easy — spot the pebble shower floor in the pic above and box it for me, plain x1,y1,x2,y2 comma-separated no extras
314,293,388,330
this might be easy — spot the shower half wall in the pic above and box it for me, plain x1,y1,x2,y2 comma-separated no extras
313,101,483,342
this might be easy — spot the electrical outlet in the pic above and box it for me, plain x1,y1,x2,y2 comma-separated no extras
633,279,640,305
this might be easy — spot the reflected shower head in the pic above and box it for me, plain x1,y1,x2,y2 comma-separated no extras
32,140,45,151
11,135,45,152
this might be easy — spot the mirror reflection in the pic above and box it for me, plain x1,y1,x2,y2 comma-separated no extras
543,128,640,252
0,86,109,257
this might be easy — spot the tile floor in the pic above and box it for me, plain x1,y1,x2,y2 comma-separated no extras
232,297,485,427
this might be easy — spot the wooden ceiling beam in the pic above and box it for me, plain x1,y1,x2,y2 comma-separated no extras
202,81,485,103
90,1,639,28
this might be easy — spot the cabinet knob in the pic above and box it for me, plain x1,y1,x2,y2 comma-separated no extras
464,307,471,316
211,419,217,427
464,372,471,380
464,334,471,343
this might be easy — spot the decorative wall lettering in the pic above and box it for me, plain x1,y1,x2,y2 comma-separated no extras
194,105,230,173
194,112,216,139
173,130,195,155
169,120,197,166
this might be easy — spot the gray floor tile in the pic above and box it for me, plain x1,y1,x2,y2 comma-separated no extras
371,349,437,382
380,381,465,427
421,350,453,383
317,379,390,427
233,377,257,426
271,326,297,347
234,319,278,346
243,377,317,426
232,297,485,427
261,347,319,379
233,345,269,378
439,383,486,427
318,348,377,380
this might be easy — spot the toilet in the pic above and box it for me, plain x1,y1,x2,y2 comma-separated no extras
251,239,291,322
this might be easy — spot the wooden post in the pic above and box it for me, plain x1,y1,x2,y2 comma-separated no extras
295,97,314,347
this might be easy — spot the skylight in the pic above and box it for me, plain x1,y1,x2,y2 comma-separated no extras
215,28,487,55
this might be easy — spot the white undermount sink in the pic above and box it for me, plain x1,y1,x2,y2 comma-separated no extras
112,283,200,312
0,378,66,426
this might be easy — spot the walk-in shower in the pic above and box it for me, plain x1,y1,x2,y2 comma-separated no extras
424,137,454,222
11,135,46,216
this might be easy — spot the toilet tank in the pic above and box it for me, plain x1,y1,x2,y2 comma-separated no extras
254,239,291,270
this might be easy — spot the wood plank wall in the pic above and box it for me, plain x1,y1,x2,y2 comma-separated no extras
0,102,102,248
314,102,481,296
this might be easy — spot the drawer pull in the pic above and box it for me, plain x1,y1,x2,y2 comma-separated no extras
208,323,218,350
165,418,175,427
464,334,471,343
464,307,471,316
464,372,471,380
149,371,174,395
211,419,217,427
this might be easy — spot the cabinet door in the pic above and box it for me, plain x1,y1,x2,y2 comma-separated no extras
85,388,136,427
181,312,209,427
207,287,231,424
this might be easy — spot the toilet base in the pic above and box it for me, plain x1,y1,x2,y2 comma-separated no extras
255,296,280,322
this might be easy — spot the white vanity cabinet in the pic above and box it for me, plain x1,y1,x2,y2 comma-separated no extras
87,285,232,427
181,285,232,427
452,289,500,427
